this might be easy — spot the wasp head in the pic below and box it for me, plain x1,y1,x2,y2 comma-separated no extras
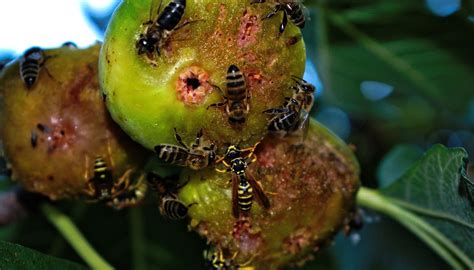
136,34,156,55
301,82,315,93
225,145,241,161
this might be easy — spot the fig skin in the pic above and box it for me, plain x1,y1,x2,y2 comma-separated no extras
178,120,360,269
99,0,306,151
0,45,149,200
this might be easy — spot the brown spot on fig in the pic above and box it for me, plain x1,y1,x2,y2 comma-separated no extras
238,10,261,48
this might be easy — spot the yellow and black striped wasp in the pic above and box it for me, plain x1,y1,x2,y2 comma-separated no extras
84,156,147,209
216,143,270,218
147,172,196,219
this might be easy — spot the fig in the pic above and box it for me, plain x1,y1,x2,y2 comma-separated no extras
99,0,306,150
0,44,149,201
178,120,360,269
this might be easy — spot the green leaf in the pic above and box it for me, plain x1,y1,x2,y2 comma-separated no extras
377,144,423,188
0,241,86,269
381,144,474,267
307,4,474,143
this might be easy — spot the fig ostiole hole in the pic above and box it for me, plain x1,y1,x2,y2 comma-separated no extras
187,77,201,90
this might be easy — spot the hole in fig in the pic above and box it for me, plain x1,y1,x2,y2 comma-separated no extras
186,77,201,90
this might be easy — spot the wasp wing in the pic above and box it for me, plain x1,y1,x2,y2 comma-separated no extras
246,171,270,209
150,0,162,22
299,110,310,140
232,173,240,218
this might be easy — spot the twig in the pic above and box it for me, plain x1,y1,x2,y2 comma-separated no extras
41,204,114,270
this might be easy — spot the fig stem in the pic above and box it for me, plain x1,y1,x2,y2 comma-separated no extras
41,204,114,270
357,187,470,270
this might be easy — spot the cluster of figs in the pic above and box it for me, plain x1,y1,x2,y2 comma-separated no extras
0,0,360,269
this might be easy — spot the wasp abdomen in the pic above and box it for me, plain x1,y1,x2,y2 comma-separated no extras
155,145,188,164
286,3,305,28
226,65,246,100
20,47,45,89
238,179,253,213
89,157,114,199
158,0,186,31
162,196,189,219
20,61,40,89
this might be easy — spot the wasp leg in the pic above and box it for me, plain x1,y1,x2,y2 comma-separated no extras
174,19,203,32
215,159,232,173
215,167,231,173
41,64,58,84
263,107,288,115
41,54,58,80
112,168,133,194
279,8,288,35
291,75,307,84
83,155,96,198
173,128,189,150
187,202,198,208
251,0,265,3
240,142,260,157
209,83,225,96
191,129,203,149
108,174,147,209
245,153,258,165
174,176,191,190
207,101,227,110
262,4,283,20
153,0,163,20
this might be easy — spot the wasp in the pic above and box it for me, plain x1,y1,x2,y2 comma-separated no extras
136,0,194,62
216,144,270,218
252,0,306,35
19,47,54,89
208,65,249,126
62,41,78,49
204,246,255,270
84,156,145,209
290,76,315,112
263,76,315,138
154,128,216,170
147,172,196,219
263,97,303,136
107,174,147,210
